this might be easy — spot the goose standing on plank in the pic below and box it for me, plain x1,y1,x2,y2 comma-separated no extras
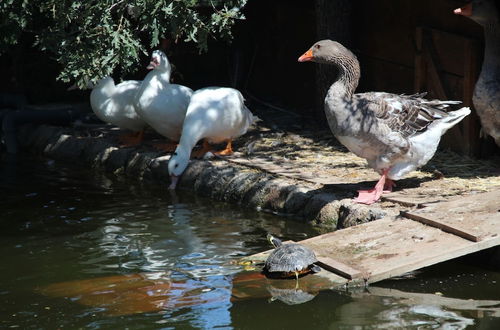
90,77,146,146
167,87,254,189
135,50,193,151
454,0,500,147
298,40,471,204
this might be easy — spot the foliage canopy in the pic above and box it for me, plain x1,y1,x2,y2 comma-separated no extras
0,0,247,88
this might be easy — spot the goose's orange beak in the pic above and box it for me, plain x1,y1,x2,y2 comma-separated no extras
298,49,314,62
454,3,472,16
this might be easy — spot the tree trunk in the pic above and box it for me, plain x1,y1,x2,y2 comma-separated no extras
314,0,352,124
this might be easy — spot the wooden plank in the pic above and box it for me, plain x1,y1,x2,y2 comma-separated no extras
418,27,480,77
402,190,500,242
304,216,499,284
316,256,363,280
245,190,500,285
418,27,476,152
381,192,447,207
423,30,450,100
400,210,480,242
426,28,467,77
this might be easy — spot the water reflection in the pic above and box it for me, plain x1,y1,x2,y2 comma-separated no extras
267,285,318,305
0,154,318,328
1,155,499,329
37,266,500,328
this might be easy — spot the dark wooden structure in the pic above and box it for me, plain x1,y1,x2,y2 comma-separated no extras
347,0,491,156
1,0,497,156
414,27,481,155
220,0,495,156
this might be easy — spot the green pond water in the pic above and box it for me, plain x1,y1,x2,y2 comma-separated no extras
1,154,499,329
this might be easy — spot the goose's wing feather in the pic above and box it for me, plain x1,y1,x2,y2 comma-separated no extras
355,92,459,138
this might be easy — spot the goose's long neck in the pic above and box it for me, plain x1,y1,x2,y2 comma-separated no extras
177,124,203,157
322,51,361,135
482,21,500,71
144,69,171,87
326,54,360,102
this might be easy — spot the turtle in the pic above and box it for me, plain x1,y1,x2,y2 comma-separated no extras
263,234,322,280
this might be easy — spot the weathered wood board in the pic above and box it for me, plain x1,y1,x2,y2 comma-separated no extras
381,192,447,207
245,190,500,286
403,190,500,242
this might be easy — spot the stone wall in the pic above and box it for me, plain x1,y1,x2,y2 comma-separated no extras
16,124,390,231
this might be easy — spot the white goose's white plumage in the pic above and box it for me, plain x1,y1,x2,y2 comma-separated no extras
135,50,193,143
299,40,471,204
90,77,146,133
455,0,500,146
167,87,254,189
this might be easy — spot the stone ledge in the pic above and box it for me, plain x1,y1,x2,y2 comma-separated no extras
16,124,396,230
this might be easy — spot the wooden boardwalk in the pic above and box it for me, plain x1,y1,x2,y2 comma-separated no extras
245,189,500,286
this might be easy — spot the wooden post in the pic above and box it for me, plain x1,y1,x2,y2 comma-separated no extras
462,39,481,156
414,27,426,93
314,0,352,125
414,27,483,155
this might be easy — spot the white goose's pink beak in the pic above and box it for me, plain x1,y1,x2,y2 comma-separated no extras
454,3,472,17
147,57,159,70
168,175,179,190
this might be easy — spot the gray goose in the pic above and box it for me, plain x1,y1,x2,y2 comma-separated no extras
454,0,500,147
298,40,471,204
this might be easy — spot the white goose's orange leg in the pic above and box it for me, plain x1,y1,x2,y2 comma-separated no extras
119,130,145,147
153,140,178,152
214,140,234,156
191,140,213,159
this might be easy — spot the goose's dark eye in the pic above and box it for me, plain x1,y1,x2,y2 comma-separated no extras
315,44,321,49
173,152,177,156
174,164,178,168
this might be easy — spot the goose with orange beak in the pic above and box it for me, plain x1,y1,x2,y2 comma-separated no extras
298,40,470,204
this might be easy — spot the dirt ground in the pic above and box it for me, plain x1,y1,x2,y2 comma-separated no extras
226,101,500,206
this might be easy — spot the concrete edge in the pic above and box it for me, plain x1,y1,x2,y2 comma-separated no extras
16,124,390,230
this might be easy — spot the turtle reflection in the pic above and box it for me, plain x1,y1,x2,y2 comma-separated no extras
267,284,318,305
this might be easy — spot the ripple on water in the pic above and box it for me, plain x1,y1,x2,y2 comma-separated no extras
3,155,497,329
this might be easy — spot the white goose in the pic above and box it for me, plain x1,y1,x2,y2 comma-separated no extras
135,50,193,151
90,77,146,145
454,0,500,147
298,40,471,204
167,87,254,189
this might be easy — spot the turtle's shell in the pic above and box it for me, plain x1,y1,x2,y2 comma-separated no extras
264,243,318,276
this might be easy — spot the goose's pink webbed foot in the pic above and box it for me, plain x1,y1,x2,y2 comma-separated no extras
354,169,395,205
